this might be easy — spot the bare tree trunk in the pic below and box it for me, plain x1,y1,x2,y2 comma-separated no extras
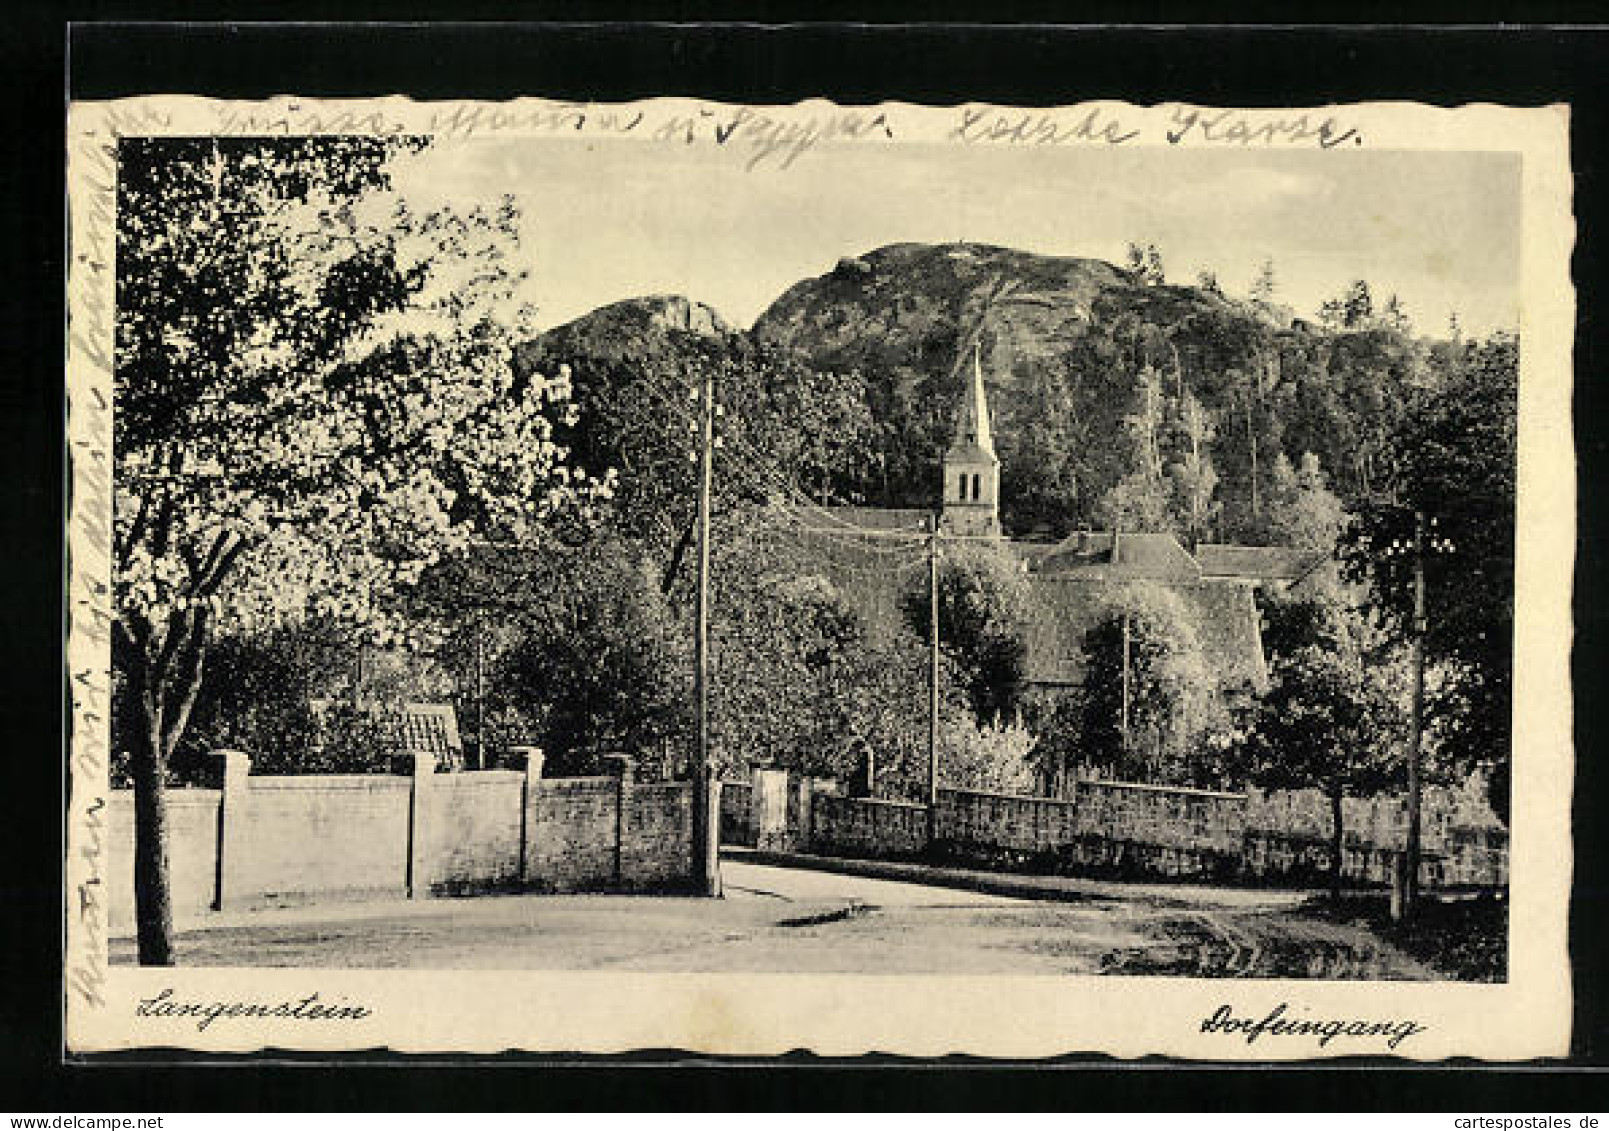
131,707,175,966
126,606,214,966
1328,785,1346,903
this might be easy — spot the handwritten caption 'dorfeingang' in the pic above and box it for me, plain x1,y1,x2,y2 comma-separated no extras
1200,1002,1428,1051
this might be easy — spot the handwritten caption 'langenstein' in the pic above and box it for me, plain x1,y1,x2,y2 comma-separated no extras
99,101,1365,173
135,988,373,1032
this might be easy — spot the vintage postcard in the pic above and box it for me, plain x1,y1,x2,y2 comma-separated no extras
65,96,1573,1059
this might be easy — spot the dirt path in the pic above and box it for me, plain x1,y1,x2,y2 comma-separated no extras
110,859,1439,979
1095,906,1438,979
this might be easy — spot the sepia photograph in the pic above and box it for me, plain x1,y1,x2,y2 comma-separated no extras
63,95,1573,1059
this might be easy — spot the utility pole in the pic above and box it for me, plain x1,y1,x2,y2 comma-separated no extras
1246,393,1260,521
473,617,486,771
1121,613,1132,758
1403,508,1428,914
692,366,721,897
927,514,941,848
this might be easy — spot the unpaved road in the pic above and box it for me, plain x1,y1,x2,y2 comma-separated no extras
110,859,1437,978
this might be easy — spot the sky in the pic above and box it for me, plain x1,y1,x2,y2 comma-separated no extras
389,135,1522,338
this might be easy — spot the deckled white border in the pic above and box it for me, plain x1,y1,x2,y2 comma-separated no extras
65,97,1574,1059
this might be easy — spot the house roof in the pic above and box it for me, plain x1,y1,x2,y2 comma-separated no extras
1195,543,1328,583
1021,577,1267,690
1030,530,1204,583
752,507,1266,691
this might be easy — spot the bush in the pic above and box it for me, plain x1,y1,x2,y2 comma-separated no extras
940,715,1038,796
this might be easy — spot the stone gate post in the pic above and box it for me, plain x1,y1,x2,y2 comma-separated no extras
211,749,251,911
510,746,543,885
406,750,433,899
603,755,635,884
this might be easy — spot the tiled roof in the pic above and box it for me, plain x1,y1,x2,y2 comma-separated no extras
1195,543,1328,583
739,506,930,639
1022,577,1266,690
1030,531,1203,583
752,507,1266,691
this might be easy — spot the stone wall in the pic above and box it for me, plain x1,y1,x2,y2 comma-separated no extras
622,783,695,888
1241,784,1509,888
423,769,526,892
104,751,702,932
228,774,412,904
935,787,1081,854
811,794,927,857
1070,779,1247,854
719,780,754,847
780,773,1507,890
104,789,221,936
524,777,620,891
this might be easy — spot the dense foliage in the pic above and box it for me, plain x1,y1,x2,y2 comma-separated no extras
113,136,594,961
1073,582,1230,786
1244,590,1410,896
1341,332,1517,821
902,540,1033,723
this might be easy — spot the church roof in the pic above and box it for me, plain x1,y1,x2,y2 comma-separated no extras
946,440,1000,465
1021,577,1266,690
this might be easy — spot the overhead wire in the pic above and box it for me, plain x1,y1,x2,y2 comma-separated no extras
619,365,935,564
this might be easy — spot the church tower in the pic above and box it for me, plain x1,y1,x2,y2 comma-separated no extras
940,343,1001,538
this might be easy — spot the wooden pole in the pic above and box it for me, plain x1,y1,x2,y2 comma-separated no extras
1403,508,1427,913
928,514,941,848
473,616,486,771
693,365,721,896
1246,394,1260,521
1121,612,1132,759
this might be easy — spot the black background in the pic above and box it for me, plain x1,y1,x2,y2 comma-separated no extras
6,8,1607,1111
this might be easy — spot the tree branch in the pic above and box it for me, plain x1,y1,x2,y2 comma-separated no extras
115,488,153,570
660,515,697,596
198,531,250,597
161,606,211,757
152,605,202,708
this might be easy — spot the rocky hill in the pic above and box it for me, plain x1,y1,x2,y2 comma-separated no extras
755,241,1287,386
526,243,1458,544
754,242,1443,539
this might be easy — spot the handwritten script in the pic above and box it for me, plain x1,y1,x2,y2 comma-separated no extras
136,987,374,1032
90,99,1366,171
65,111,119,1015
1200,1002,1427,1051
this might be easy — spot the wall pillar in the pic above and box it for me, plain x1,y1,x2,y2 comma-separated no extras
792,775,815,852
406,751,433,899
511,745,546,782
511,746,543,885
702,776,723,896
603,755,634,884
211,749,251,911
751,767,789,851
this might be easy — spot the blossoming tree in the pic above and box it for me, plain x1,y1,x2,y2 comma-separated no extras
113,137,597,964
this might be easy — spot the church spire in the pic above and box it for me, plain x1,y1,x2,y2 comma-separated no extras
940,339,1001,538
950,339,996,459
